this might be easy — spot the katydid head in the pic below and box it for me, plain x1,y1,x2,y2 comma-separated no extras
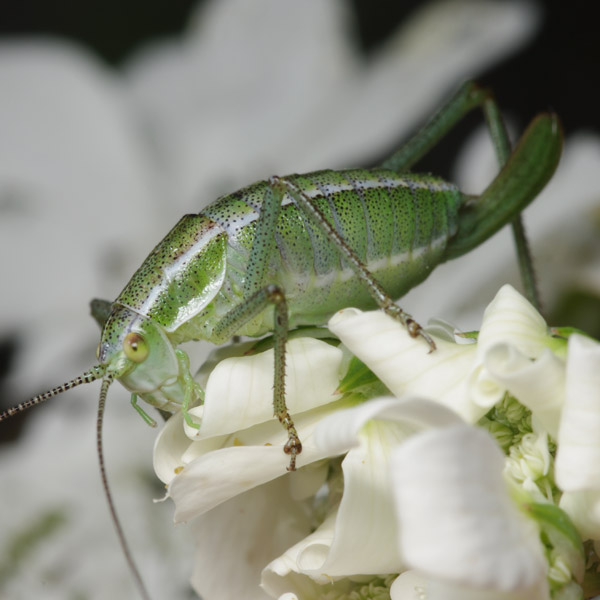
97,305,182,409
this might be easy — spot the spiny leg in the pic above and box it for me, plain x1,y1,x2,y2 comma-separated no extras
213,284,300,470
237,184,300,468
443,114,561,261
481,97,540,309
268,176,436,351
381,81,541,310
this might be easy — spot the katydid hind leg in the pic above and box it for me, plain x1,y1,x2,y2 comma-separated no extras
381,81,489,173
444,113,562,261
481,95,541,310
380,81,547,308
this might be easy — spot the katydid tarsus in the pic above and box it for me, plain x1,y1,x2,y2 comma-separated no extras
0,82,563,599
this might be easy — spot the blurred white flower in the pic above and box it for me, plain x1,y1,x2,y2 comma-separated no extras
556,334,600,540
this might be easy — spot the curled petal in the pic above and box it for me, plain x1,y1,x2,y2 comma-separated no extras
262,510,339,595
310,421,405,576
167,397,358,522
559,490,600,541
391,425,547,592
305,398,462,576
390,571,427,600
556,334,600,491
328,309,480,422
190,476,313,600
153,410,192,484
466,362,506,411
190,337,344,440
478,285,548,359
484,343,565,438
313,396,464,456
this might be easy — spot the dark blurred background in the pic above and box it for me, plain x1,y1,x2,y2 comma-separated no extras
0,0,596,136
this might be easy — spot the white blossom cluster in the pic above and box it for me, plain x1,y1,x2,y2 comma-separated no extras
155,285,600,600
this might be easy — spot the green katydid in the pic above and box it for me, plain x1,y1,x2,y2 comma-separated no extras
0,82,563,599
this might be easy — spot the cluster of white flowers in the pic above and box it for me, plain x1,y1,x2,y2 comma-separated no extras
155,285,600,600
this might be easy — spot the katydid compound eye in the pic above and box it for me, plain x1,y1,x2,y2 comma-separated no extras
123,333,149,363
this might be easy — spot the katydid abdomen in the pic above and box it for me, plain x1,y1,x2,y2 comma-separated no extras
198,168,462,337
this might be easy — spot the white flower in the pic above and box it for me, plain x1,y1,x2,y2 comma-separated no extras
155,285,599,599
555,334,600,539
327,284,563,427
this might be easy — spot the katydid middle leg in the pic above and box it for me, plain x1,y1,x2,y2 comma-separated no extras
209,185,301,470
212,283,300,470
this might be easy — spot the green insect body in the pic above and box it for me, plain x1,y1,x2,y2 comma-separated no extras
0,82,563,600
103,169,461,411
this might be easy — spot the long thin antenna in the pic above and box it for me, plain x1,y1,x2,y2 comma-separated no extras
97,376,152,600
0,366,105,421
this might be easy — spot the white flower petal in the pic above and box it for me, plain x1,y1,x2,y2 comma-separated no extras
559,490,600,542
396,574,549,600
426,577,550,600
478,285,549,359
466,362,507,411
190,476,312,600
153,410,189,484
190,337,343,440
310,421,405,576
167,397,357,522
263,398,464,589
262,510,339,594
391,425,547,591
328,309,481,422
556,334,600,491
314,396,464,457
484,343,566,438
390,571,427,600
